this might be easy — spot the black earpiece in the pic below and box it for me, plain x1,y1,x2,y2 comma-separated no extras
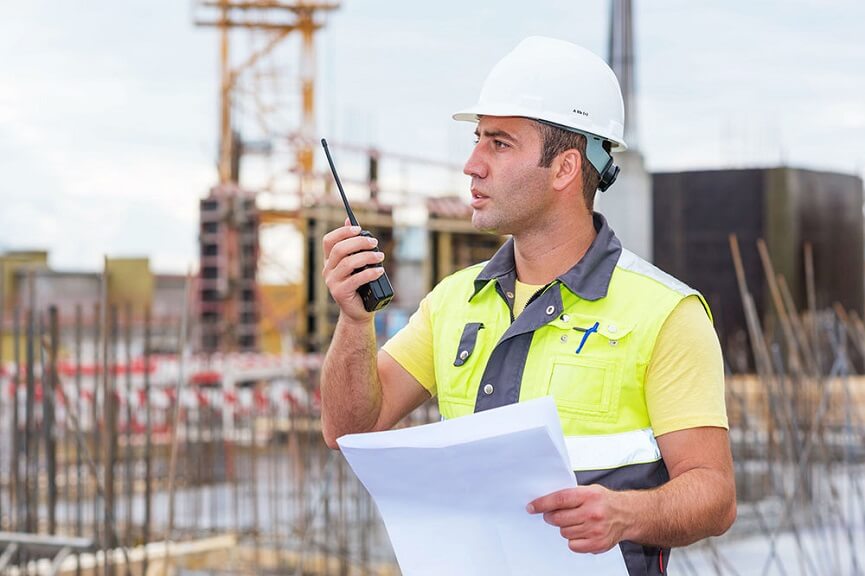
598,157,619,192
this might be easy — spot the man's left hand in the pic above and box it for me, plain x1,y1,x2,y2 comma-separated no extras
527,485,629,554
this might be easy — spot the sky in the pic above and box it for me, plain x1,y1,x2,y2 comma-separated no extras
1,0,863,276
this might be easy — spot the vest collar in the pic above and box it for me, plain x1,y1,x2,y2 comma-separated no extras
471,212,622,302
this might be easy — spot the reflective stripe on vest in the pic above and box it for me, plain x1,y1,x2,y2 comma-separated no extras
565,428,661,471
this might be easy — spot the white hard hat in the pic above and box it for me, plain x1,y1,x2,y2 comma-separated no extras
453,36,627,152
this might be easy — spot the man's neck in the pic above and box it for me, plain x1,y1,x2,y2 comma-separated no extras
512,212,597,285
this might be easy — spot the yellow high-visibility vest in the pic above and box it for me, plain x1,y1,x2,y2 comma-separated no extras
431,248,710,451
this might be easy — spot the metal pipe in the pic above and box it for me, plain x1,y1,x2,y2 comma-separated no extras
143,306,152,576
45,306,59,534
166,270,192,574
0,259,4,531
75,304,83,576
61,308,72,537
103,304,118,575
91,301,102,560
123,302,133,554
11,307,21,532
24,307,36,534
0,531,93,550
0,542,18,571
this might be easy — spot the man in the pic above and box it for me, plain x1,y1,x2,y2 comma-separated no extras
320,37,735,574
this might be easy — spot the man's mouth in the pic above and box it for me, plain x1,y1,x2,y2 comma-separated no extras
470,190,489,208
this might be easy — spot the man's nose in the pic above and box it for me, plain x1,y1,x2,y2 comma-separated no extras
463,144,488,179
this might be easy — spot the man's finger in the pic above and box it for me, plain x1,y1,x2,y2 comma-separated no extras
527,487,587,514
341,266,385,292
568,538,616,555
331,250,385,281
543,508,587,528
322,225,361,258
326,235,379,270
559,523,590,539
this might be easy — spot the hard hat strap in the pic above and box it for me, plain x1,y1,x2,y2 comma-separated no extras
584,135,613,180
534,118,619,191
534,119,613,176
583,136,619,192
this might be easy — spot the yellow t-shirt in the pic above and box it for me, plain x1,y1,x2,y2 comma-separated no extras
513,280,546,317
381,293,728,437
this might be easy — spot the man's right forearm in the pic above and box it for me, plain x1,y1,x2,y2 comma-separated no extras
320,314,382,448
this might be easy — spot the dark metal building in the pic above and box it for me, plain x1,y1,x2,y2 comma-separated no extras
652,167,864,370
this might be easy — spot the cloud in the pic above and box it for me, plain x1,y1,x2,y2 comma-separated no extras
2,0,863,277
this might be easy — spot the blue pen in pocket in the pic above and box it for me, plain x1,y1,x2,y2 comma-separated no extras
573,321,600,354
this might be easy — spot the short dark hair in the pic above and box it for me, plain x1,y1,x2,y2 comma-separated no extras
535,122,610,211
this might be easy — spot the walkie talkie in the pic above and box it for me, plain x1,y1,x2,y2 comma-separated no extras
321,138,394,312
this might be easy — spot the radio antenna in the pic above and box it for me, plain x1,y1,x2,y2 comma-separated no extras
321,138,359,227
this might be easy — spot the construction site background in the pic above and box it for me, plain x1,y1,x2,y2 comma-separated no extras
2,1,865,575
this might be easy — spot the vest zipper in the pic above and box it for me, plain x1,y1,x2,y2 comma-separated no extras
507,281,553,323
521,282,553,318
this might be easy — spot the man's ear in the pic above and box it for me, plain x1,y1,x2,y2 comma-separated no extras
551,149,582,192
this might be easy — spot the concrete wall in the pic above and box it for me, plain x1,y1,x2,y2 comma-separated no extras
596,149,653,261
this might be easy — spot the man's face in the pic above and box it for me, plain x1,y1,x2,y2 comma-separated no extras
463,116,554,235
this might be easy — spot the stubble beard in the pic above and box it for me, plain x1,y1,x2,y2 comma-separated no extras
471,172,550,237
471,202,518,236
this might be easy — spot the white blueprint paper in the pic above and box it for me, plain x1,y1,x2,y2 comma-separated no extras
338,397,627,575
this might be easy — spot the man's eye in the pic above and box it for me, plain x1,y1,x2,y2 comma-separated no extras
494,140,509,149
473,134,480,144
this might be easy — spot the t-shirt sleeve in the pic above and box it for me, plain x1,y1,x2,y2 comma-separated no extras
645,295,728,437
380,296,437,396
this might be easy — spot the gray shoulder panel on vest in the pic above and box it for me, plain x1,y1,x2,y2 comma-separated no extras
615,248,698,297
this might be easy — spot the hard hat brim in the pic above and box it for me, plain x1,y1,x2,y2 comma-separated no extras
452,105,627,152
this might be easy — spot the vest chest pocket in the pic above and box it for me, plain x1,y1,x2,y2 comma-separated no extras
541,317,634,423
545,355,620,421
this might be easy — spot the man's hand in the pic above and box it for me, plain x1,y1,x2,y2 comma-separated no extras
527,428,736,551
322,219,386,323
527,485,627,554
